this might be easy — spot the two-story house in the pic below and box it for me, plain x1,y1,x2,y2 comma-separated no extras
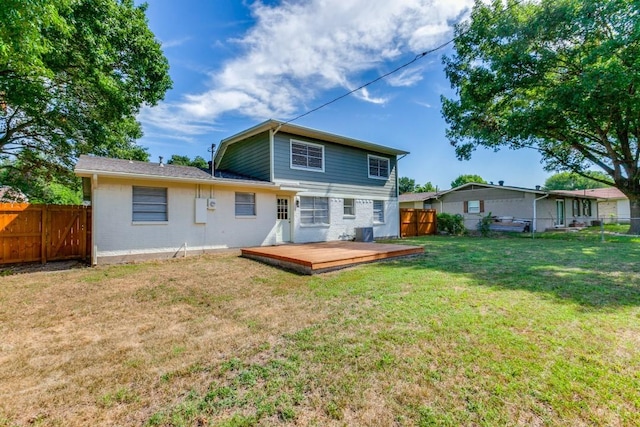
75,120,408,264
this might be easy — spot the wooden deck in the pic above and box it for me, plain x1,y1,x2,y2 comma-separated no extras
241,241,424,274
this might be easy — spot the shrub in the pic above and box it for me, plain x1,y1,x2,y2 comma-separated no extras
477,212,493,237
437,213,465,235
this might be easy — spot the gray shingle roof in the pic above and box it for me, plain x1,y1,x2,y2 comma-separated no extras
75,155,268,183
398,192,438,202
75,155,215,179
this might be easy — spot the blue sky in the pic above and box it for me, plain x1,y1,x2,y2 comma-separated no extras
136,0,551,190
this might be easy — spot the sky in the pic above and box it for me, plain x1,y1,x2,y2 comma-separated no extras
136,0,552,191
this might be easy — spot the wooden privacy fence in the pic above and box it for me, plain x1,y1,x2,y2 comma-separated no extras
0,204,92,265
400,208,437,238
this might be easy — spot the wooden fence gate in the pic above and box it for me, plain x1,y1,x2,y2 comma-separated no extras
0,204,92,265
400,208,437,237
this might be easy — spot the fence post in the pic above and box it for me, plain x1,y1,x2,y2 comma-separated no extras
600,217,605,242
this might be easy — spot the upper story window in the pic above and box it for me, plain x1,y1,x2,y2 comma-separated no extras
291,140,324,172
368,155,390,179
132,186,167,222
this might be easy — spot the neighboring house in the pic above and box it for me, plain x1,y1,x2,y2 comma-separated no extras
399,192,437,209
421,182,600,232
75,120,408,264
0,186,28,203
563,187,630,223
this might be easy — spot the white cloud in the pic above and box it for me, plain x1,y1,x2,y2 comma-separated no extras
143,0,473,135
161,36,192,49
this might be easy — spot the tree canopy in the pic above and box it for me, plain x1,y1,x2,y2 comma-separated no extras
450,174,486,188
442,0,640,233
399,177,438,194
167,155,209,169
544,171,612,191
399,177,416,194
0,0,171,192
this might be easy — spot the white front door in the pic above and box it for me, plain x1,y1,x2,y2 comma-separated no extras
276,197,291,243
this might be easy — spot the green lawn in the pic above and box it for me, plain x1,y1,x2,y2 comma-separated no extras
151,236,639,426
1,235,639,426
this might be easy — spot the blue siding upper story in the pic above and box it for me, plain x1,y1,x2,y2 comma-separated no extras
273,132,397,198
217,133,270,181
216,130,399,198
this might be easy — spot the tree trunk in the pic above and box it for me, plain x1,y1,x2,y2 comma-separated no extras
628,194,640,235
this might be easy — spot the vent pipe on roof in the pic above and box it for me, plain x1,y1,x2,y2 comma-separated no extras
498,180,504,186
159,156,164,167
535,185,541,190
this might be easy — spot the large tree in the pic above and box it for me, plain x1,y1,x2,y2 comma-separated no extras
399,177,417,194
442,0,640,233
450,174,486,188
0,0,171,190
544,171,612,191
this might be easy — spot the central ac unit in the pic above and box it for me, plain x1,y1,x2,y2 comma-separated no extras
207,198,217,209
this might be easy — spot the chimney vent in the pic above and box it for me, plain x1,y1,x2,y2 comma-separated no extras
159,156,164,167
535,185,541,190
498,180,504,186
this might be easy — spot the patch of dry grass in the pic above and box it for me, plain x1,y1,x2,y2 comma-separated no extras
0,253,327,426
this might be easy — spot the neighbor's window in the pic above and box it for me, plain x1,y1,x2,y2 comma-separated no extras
291,140,324,172
373,200,385,223
583,199,592,216
368,155,390,179
235,192,256,216
466,200,481,214
572,199,581,216
300,196,329,225
132,186,168,222
343,198,355,217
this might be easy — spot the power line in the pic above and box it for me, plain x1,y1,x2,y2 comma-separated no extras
282,0,524,125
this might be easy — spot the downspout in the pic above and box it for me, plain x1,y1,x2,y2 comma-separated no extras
92,174,98,266
269,129,276,182
533,193,549,237
396,154,407,238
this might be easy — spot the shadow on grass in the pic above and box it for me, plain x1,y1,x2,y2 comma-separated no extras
386,235,640,309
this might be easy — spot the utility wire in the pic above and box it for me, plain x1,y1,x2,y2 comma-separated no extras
282,0,524,125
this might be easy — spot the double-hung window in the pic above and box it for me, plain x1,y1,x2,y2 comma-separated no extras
291,140,324,172
300,196,329,225
132,186,167,222
464,200,483,214
235,192,256,216
368,155,390,179
373,200,384,223
343,198,355,217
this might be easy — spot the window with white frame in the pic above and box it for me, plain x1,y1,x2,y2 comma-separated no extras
343,198,355,217
368,155,390,179
300,196,329,225
132,186,167,222
291,140,324,171
373,200,384,223
582,199,592,216
235,192,256,216
466,200,481,214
